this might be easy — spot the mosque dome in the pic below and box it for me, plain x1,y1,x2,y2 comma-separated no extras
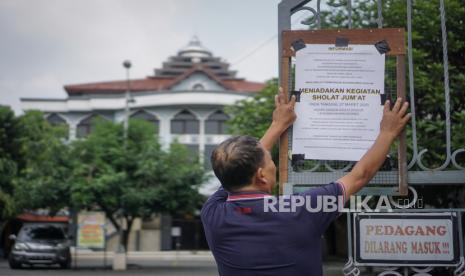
178,36,212,59
153,36,238,79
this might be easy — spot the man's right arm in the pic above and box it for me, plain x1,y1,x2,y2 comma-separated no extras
338,98,411,198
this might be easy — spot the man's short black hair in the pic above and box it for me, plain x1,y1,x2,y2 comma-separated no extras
211,135,265,191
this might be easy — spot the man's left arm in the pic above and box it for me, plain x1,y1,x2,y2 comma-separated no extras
260,87,296,151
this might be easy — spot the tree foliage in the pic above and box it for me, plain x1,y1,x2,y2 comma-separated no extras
1,108,71,219
319,0,465,207
227,0,464,169
14,111,71,214
0,109,207,250
70,118,206,249
321,0,465,168
225,1,464,206
0,106,22,220
225,79,278,138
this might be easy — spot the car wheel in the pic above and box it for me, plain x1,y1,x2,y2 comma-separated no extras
59,258,71,269
8,258,22,269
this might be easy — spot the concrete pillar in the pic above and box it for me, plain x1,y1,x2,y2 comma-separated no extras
159,114,171,150
112,251,126,270
198,117,206,165
69,123,77,141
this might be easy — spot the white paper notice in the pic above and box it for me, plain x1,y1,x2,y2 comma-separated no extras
292,44,385,161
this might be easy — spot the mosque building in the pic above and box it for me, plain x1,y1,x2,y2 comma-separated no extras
19,37,265,251
21,36,265,194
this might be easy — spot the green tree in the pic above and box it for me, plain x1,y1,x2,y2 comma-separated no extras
225,1,464,206
320,0,465,207
70,119,206,250
0,106,22,220
321,0,465,168
14,110,72,213
227,1,464,169
225,79,278,138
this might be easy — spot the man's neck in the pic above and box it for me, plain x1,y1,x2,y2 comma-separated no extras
233,184,270,194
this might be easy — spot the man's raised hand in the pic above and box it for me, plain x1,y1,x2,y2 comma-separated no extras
272,87,297,130
260,87,297,151
380,98,411,141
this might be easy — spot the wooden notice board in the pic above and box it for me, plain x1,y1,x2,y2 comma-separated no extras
279,28,408,196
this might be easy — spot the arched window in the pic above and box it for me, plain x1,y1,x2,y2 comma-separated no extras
46,113,69,138
131,110,159,133
46,113,67,126
205,110,229,134
192,83,205,90
171,110,199,134
76,114,105,138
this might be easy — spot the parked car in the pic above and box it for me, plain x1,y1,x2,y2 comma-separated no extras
8,223,71,269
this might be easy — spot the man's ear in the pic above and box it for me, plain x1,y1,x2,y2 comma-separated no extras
255,167,267,185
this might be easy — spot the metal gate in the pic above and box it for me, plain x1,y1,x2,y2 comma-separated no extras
278,0,465,275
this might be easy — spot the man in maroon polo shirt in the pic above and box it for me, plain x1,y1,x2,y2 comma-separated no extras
201,88,410,275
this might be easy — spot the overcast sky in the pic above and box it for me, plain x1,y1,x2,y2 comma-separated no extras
0,0,310,114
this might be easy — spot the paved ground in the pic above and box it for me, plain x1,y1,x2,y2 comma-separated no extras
1,253,455,276
0,260,217,276
0,261,365,276
1,267,219,276
0,252,370,276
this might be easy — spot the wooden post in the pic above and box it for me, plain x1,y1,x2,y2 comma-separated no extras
279,57,290,195
397,55,408,196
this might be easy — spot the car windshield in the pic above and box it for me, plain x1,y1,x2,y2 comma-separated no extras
18,225,65,241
